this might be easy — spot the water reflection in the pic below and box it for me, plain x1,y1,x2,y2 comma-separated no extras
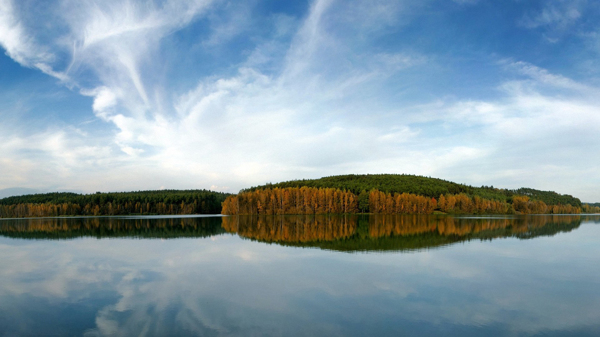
222,214,585,252
0,216,224,239
0,215,599,336
0,215,589,254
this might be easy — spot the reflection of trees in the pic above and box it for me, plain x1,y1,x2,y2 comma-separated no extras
1,215,593,249
368,214,584,237
222,215,357,243
224,215,592,252
0,217,225,240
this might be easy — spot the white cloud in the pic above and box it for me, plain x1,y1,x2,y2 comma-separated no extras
502,60,593,93
520,1,583,30
3,0,430,194
80,87,119,115
62,0,215,114
417,63,600,200
0,0,51,66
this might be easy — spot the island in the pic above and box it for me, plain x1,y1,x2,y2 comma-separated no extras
1,174,599,218
222,174,600,215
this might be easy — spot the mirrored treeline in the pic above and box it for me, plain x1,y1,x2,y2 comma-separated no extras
1,215,596,252
0,216,225,240
222,214,589,252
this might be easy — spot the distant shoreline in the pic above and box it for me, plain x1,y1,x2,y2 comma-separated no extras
2,174,599,218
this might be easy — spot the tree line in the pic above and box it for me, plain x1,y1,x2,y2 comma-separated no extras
583,204,600,213
221,187,358,215
0,190,229,218
243,174,583,208
222,187,582,215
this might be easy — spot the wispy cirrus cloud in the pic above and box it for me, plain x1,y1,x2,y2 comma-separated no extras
519,1,583,30
0,0,56,72
416,61,600,200
1,0,431,192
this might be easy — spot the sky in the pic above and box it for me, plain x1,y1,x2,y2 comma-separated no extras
0,0,599,202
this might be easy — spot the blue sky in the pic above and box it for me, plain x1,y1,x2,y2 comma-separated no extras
1,0,599,201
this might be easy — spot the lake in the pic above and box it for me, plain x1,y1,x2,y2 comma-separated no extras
1,214,599,336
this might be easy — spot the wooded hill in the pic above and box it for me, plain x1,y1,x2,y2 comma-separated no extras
244,174,582,207
222,187,581,215
1,174,595,218
0,190,230,218
222,174,592,215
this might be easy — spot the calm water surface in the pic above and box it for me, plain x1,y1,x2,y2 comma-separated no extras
0,214,599,336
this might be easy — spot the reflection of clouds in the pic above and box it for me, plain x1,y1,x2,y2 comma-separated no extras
375,233,600,333
237,251,255,261
0,222,599,335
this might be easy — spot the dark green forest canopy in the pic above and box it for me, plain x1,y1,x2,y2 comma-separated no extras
244,174,582,207
0,189,231,214
0,192,81,205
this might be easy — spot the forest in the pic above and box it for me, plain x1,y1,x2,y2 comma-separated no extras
0,190,229,218
221,187,358,215
1,174,597,218
244,174,583,207
221,186,582,215
583,203,600,213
